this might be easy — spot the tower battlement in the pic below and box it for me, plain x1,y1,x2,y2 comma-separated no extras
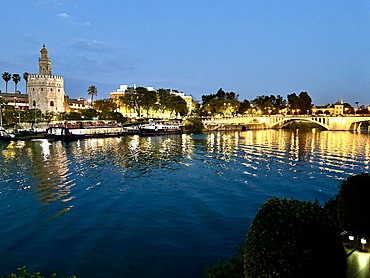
28,74,63,80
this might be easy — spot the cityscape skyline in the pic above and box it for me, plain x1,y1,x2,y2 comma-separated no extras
1,0,369,106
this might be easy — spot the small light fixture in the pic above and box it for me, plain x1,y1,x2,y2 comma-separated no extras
349,236,354,241
361,238,367,244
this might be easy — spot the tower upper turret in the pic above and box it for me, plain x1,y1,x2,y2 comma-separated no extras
38,44,51,75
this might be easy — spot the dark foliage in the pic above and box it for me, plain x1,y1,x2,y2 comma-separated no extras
2,266,76,278
337,172,370,237
184,117,204,132
244,197,346,278
204,245,245,278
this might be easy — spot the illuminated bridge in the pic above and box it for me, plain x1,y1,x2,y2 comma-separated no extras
202,115,370,131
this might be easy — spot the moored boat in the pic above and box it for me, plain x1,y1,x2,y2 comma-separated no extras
45,121,127,140
0,127,15,141
139,120,183,136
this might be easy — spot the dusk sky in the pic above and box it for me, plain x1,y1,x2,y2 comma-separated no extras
1,0,369,106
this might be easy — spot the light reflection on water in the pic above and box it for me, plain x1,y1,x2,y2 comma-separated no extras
0,130,369,277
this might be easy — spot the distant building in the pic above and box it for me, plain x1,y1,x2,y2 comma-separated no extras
109,84,193,119
67,97,89,113
311,104,333,115
27,45,67,113
0,92,29,110
334,100,345,115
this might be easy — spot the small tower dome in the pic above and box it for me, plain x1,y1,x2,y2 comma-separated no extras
40,44,48,57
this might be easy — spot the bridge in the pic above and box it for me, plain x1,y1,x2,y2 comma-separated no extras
201,115,370,131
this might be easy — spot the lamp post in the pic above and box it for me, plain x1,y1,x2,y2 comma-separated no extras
0,96,3,127
361,238,367,251
0,103,2,127
33,102,36,128
349,235,354,247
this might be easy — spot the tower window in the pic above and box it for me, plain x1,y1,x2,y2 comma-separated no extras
41,88,43,91
50,101,54,107
51,88,53,91
33,100,36,107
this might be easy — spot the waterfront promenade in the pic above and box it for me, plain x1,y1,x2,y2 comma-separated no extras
347,249,370,278
202,115,370,131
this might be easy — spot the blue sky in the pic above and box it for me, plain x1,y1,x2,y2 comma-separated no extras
1,0,369,106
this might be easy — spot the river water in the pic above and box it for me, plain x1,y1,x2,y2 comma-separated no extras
0,129,369,277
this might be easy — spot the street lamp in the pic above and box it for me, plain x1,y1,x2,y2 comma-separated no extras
33,102,36,128
361,238,367,251
0,96,3,127
18,108,21,125
349,235,354,247
0,103,2,127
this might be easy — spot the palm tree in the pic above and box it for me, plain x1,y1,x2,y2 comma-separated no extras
87,85,98,107
2,72,11,94
23,72,29,94
12,74,21,93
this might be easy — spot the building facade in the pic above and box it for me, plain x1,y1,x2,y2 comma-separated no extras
109,85,193,119
28,45,67,113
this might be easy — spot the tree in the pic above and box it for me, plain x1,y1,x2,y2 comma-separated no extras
119,88,142,117
167,94,188,117
93,98,117,113
2,72,11,94
216,88,226,100
81,108,99,120
287,93,300,113
245,197,346,278
23,72,29,94
251,95,273,115
65,112,82,121
22,108,42,124
287,92,312,115
184,117,204,132
137,87,157,118
157,89,171,114
337,173,370,238
299,91,312,115
12,74,21,93
237,99,251,115
87,85,98,107
271,94,286,114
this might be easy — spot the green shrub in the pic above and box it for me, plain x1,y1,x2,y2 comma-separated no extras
2,266,76,278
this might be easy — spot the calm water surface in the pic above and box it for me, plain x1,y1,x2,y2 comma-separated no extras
0,129,369,277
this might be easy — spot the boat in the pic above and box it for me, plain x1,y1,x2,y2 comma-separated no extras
0,127,15,141
44,121,127,140
139,120,183,136
12,125,46,140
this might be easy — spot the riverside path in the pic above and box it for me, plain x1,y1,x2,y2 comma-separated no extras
202,115,370,131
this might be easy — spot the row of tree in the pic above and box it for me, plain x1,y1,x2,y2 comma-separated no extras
117,87,188,118
206,172,370,277
199,88,314,117
0,96,127,127
2,72,29,94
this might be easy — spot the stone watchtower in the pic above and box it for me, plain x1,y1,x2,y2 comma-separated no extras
28,44,66,113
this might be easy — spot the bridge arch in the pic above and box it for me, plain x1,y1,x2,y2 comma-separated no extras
269,117,330,130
